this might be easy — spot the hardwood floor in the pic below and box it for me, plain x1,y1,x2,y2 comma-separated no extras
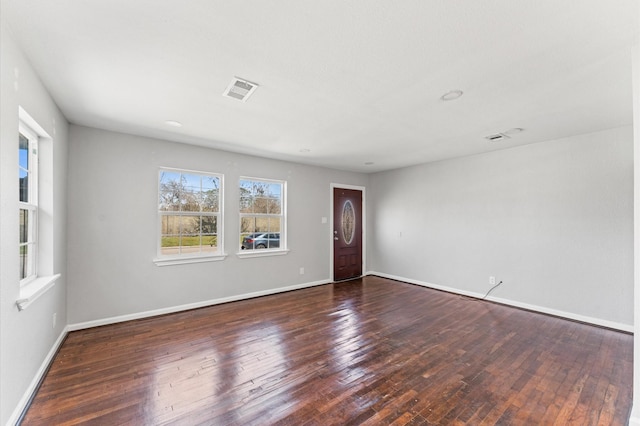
21,276,632,425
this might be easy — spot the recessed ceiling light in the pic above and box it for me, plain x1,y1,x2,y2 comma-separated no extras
504,127,524,135
440,90,464,101
165,120,182,127
300,148,311,153
364,162,375,166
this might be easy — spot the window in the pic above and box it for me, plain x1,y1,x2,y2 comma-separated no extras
156,168,224,265
19,124,38,283
239,178,286,253
15,109,60,311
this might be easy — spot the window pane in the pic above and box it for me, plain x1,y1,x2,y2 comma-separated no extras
179,235,201,255
268,217,281,233
202,236,217,250
201,241,218,253
240,196,253,213
182,216,201,235
201,216,217,251
182,173,201,191
202,195,218,212
19,209,29,243
240,180,253,195
183,192,200,212
161,214,182,235
160,237,181,255
202,216,217,234
240,216,255,234
20,244,28,279
159,171,182,211
202,176,219,192
255,216,269,232
266,182,281,197
182,174,202,212
19,133,29,202
20,173,29,203
19,133,29,161
267,198,281,214
268,233,280,249
202,177,219,212
251,182,261,195
19,174,28,203
19,242,35,280
180,195,200,212
253,197,269,214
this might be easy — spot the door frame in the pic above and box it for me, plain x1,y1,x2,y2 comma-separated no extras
330,183,366,281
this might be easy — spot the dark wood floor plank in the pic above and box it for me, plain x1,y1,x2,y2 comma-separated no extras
21,276,633,425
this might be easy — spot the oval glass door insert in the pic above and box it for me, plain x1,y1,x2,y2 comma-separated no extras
341,200,355,245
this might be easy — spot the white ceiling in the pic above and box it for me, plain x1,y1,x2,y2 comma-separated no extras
2,1,638,172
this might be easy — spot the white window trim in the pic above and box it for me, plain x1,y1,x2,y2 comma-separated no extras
17,274,61,311
153,253,227,267
16,107,60,311
237,176,287,256
237,249,290,259
154,167,226,266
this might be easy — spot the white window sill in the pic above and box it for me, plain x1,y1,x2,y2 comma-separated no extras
16,274,61,311
153,253,227,267
236,249,290,259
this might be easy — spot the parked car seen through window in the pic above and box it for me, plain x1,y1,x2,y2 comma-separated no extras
241,233,280,250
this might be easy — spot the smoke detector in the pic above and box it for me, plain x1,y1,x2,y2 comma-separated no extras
223,77,259,102
485,133,510,142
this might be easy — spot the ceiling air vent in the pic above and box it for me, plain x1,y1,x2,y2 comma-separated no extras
485,133,510,142
223,77,258,102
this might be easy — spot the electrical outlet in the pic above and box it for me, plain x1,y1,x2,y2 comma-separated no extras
489,276,496,285
52,312,57,329
299,267,305,275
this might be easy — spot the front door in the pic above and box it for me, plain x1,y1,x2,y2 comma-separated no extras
333,188,362,281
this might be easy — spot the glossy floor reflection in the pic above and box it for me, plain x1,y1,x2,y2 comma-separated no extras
22,276,632,425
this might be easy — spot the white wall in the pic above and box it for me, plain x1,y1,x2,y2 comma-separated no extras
0,23,69,425
629,40,640,426
369,127,634,329
66,125,369,325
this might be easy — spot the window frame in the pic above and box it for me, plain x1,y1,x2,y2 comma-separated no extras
15,108,61,311
19,122,39,285
237,176,288,258
154,167,226,266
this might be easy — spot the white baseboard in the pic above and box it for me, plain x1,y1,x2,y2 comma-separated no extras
68,278,332,331
7,326,68,426
368,271,634,333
